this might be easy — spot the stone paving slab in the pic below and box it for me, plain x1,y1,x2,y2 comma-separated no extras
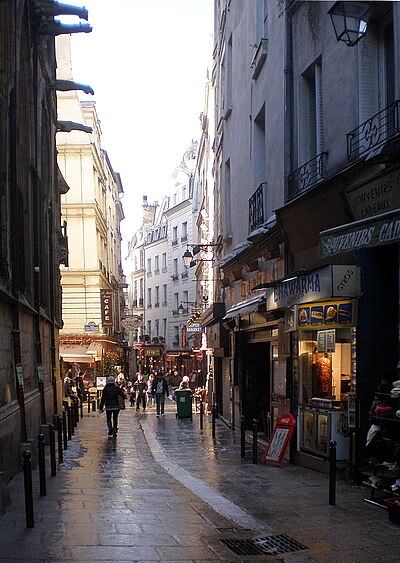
0,400,399,562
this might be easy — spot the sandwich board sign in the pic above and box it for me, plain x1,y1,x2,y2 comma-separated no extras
262,413,296,465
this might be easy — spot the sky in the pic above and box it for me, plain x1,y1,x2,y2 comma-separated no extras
65,0,214,248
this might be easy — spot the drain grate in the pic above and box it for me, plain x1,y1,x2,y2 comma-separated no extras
220,534,308,557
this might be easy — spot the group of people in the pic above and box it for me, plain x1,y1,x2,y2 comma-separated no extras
64,367,192,438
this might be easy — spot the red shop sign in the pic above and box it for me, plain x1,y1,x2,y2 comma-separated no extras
262,413,296,465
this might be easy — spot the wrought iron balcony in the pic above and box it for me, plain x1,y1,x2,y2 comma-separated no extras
287,152,326,200
248,182,267,234
347,100,400,161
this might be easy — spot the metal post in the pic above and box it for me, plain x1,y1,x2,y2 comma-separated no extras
252,419,258,464
241,415,246,459
57,415,63,463
212,404,216,440
87,394,91,414
329,440,337,505
199,400,204,430
49,424,56,477
80,398,83,419
62,410,68,449
74,399,79,426
22,451,34,528
70,402,75,435
38,434,46,497
67,405,72,440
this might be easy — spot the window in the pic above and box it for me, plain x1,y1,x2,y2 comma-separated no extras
147,257,151,272
298,61,323,166
358,15,395,122
225,159,232,238
147,320,152,338
155,286,159,306
163,284,167,306
174,292,179,312
254,104,266,188
147,287,152,307
173,258,178,277
181,221,188,241
139,278,144,302
172,226,178,245
163,318,167,339
139,250,144,269
155,255,159,273
162,252,167,272
155,319,159,337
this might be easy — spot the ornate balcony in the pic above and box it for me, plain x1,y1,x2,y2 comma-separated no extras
248,182,268,233
347,100,400,161
287,152,326,201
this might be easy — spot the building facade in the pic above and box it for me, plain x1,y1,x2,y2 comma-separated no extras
56,36,127,379
209,0,400,479
0,2,88,485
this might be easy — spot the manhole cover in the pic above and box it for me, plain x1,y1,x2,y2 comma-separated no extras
220,534,308,556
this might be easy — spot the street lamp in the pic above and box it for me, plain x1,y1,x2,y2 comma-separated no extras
178,301,197,315
182,243,221,269
328,2,372,47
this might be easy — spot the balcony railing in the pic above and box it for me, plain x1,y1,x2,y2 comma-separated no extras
181,271,188,279
171,274,179,282
287,152,326,200
248,182,267,233
347,100,400,161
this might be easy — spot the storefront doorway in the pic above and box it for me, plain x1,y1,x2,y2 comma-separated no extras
241,341,271,432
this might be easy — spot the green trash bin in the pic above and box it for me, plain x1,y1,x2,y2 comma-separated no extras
175,389,193,419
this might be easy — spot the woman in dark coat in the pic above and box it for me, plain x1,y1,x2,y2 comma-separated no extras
99,376,126,437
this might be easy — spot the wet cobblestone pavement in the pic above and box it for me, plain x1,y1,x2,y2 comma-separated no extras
0,399,399,562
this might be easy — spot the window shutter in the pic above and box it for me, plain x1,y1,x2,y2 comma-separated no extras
358,25,378,125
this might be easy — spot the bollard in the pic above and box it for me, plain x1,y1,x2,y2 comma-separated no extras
91,398,96,412
62,410,68,449
23,451,34,528
38,434,46,497
66,405,72,441
87,394,91,414
49,425,56,477
70,403,75,435
329,440,337,505
74,400,79,427
252,419,258,464
56,415,63,463
212,404,216,440
80,398,83,419
199,400,204,431
241,415,246,459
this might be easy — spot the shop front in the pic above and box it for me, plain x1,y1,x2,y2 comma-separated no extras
266,265,361,467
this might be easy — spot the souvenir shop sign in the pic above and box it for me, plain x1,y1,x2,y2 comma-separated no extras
262,413,296,464
267,265,359,310
296,300,354,329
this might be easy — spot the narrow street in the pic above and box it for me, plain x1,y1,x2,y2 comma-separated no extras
0,401,398,562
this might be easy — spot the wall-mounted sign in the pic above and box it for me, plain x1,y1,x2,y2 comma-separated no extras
296,300,354,329
84,321,100,332
144,346,162,357
187,322,202,332
346,169,400,220
100,289,113,327
121,316,142,330
267,265,359,310
320,209,400,257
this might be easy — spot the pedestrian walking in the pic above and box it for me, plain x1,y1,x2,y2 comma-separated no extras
99,376,126,437
147,373,155,407
153,370,169,417
134,373,147,412
74,371,85,403
128,382,136,407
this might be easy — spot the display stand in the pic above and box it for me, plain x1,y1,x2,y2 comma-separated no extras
262,413,296,465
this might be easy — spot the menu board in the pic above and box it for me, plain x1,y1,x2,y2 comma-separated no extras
296,300,354,329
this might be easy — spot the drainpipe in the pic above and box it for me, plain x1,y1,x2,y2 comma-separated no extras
32,20,47,425
10,4,27,442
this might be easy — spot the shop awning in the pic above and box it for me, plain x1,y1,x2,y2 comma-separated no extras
86,341,103,361
59,344,96,364
320,208,400,258
223,295,265,320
